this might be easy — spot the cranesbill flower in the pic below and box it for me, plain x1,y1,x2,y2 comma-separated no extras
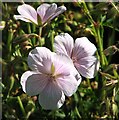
14,3,66,26
54,33,100,79
21,47,81,110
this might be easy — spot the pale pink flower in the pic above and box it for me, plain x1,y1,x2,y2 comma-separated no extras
21,47,81,110
14,3,66,25
54,33,100,79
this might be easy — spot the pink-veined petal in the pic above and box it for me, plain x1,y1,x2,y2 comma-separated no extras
53,53,82,86
72,67,82,86
54,33,74,57
57,75,78,97
73,37,97,59
38,81,65,110
20,71,36,93
17,4,37,24
28,47,53,74
53,53,73,76
43,3,57,24
25,73,49,96
75,56,100,78
37,3,50,23
50,6,66,21
14,15,32,23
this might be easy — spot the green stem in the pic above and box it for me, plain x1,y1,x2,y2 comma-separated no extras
81,2,107,101
113,69,119,79
7,28,13,59
31,24,36,46
38,27,42,46
17,96,26,118
7,76,15,98
96,28,105,67
81,2,106,67
0,82,5,89
81,2,95,25
50,30,55,52
75,107,81,119
27,23,35,47
27,23,31,34
111,2,119,14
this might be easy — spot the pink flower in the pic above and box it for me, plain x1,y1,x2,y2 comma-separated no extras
14,3,66,26
54,33,100,79
21,47,81,110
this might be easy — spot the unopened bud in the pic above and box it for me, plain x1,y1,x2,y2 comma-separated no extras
0,21,6,30
104,45,118,56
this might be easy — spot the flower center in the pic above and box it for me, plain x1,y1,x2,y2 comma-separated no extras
49,74,56,81
72,56,77,64
48,63,63,81
48,63,58,81
71,56,81,68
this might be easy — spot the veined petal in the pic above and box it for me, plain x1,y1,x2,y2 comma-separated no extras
53,53,73,76
52,53,81,86
14,15,32,23
37,3,50,23
21,71,36,93
17,4,37,25
72,67,82,86
50,6,66,21
73,37,97,59
54,33,74,57
57,92,65,108
25,73,49,96
39,81,65,110
57,75,78,97
75,56,100,78
43,3,57,24
28,47,53,74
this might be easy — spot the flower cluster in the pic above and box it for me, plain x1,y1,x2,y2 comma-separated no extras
20,34,99,109
14,3,100,110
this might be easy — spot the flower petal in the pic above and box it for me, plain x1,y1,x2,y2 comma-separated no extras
43,3,57,24
14,15,32,23
54,33,74,57
50,6,66,21
72,67,82,86
53,53,82,86
28,47,53,74
57,75,78,97
73,37,97,59
75,56,100,78
17,4,37,24
38,81,65,110
37,3,50,23
53,53,72,76
20,71,36,93
24,72,49,96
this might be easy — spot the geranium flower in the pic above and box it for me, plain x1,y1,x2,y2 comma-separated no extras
21,47,81,110
54,33,100,79
14,3,66,26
